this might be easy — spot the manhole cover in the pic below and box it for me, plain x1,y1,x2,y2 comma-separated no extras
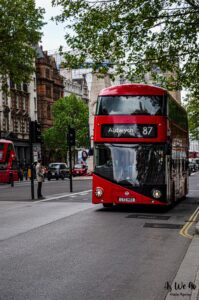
127,214,170,220
144,223,183,229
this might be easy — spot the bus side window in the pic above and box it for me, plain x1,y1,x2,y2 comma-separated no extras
6,149,10,163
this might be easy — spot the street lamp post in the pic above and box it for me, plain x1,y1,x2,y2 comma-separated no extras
0,110,2,138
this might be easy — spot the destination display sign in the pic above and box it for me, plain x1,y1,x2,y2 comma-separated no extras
101,124,157,138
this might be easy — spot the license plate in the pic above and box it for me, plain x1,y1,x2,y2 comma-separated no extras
118,197,136,203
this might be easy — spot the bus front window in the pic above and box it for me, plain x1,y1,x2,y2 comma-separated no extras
96,95,166,116
94,144,165,187
0,162,8,170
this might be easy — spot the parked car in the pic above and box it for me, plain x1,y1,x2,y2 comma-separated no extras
72,163,88,176
193,159,199,170
47,163,69,180
188,162,197,175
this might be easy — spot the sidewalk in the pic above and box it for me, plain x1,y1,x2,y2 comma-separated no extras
165,221,199,300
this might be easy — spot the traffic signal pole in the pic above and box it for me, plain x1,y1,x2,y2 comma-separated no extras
68,141,73,193
29,120,42,200
67,126,76,193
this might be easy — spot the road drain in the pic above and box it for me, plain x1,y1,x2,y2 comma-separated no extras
144,223,183,229
127,214,170,220
183,201,199,205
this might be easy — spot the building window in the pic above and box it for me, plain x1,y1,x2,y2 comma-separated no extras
47,105,51,119
46,85,51,97
12,118,14,132
16,83,21,91
34,78,36,90
23,83,28,93
10,79,15,89
5,116,9,131
16,96,19,109
23,97,26,110
46,68,50,78
34,97,37,111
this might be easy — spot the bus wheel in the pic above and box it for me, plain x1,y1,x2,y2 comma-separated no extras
103,203,113,208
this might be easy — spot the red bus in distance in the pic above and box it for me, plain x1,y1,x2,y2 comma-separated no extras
92,84,189,207
0,139,18,183
189,150,199,159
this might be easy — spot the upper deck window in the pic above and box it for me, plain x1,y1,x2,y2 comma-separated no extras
96,95,166,116
0,143,4,150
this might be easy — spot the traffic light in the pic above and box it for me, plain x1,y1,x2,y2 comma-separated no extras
29,121,42,143
67,127,75,146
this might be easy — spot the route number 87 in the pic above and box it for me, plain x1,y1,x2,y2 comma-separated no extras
142,126,153,135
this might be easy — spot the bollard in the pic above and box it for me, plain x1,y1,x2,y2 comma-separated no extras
10,173,14,187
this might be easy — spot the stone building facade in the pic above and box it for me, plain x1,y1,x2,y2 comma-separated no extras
36,47,64,131
0,76,37,164
60,68,89,103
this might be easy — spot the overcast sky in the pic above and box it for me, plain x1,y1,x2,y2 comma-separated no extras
35,0,66,52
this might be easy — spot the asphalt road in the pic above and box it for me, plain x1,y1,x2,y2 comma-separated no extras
0,177,93,201
0,173,199,300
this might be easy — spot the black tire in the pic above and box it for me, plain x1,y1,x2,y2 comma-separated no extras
103,203,113,208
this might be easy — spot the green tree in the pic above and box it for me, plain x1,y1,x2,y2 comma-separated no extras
185,91,199,140
52,0,199,91
43,94,89,158
0,0,45,86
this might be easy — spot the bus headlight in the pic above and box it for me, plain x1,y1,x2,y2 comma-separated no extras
152,189,162,199
95,187,104,198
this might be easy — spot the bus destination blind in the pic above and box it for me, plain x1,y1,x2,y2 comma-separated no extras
101,124,157,138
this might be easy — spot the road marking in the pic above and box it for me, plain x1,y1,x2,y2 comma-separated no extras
34,190,92,203
180,207,199,239
79,192,90,195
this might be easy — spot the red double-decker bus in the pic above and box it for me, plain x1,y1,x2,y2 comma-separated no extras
189,150,199,159
92,84,189,207
0,139,18,183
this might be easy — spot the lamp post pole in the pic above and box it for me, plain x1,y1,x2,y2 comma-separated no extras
0,110,2,138
29,120,35,200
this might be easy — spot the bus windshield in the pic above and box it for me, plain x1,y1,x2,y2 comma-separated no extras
0,162,8,170
96,95,166,116
94,143,165,187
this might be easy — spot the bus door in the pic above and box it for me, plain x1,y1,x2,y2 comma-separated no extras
175,155,181,198
171,148,177,201
165,155,171,201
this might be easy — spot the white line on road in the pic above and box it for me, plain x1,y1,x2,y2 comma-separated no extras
34,190,92,203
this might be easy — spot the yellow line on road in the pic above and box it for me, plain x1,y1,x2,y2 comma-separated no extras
180,207,199,239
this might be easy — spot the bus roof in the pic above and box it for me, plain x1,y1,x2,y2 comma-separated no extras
99,84,167,96
0,139,13,144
